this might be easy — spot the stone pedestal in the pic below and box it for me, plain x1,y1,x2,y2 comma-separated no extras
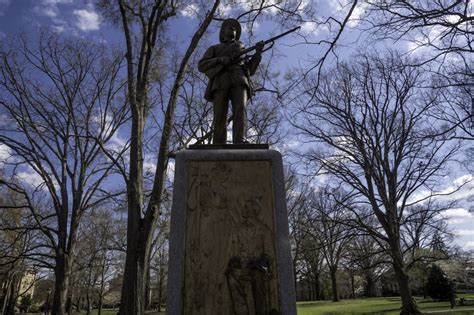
167,147,296,315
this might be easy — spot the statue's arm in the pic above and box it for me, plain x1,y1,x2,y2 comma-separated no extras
246,53,262,76
198,46,229,74
246,41,264,76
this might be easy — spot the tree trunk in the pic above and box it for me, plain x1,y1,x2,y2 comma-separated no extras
3,272,20,315
119,182,153,315
1,274,13,314
157,256,165,312
392,254,420,314
66,286,73,315
98,255,107,315
52,254,70,315
308,281,313,300
365,272,377,297
119,111,148,315
86,289,91,315
144,262,151,310
314,274,321,301
118,232,147,315
350,272,356,299
330,268,339,302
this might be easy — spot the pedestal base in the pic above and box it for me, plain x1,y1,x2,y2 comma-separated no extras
167,148,296,315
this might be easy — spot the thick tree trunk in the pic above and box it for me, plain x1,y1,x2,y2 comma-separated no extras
3,272,19,315
1,274,12,314
393,262,420,315
144,263,151,310
364,272,377,297
86,295,90,315
66,285,73,315
350,272,356,299
314,274,321,301
157,278,163,312
98,256,106,315
388,235,420,315
52,254,70,315
330,268,339,302
119,111,148,315
157,256,165,312
118,230,147,315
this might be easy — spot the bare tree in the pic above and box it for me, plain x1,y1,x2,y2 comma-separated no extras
433,63,473,141
366,0,473,63
298,231,327,301
345,226,390,297
0,31,127,315
364,0,473,140
0,173,36,314
307,188,353,302
293,52,461,314
95,1,221,313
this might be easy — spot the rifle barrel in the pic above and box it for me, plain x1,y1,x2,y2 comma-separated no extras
239,26,300,56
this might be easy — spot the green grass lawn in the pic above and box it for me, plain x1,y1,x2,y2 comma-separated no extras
27,295,474,314
297,294,474,315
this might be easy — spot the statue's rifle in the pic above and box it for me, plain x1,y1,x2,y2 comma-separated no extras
239,25,300,58
205,26,300,79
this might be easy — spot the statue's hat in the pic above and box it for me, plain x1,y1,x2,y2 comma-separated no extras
219,18,241,43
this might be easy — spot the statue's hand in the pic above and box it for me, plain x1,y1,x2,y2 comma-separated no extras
229,53,242,64
255,41,264,55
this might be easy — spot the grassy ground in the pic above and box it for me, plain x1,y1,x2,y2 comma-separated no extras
297,294,474,315
28,294,474,314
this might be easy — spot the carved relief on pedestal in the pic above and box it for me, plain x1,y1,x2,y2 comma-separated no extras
184,160,280,314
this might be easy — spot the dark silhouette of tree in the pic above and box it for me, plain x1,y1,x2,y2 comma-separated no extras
292,52,461,314
96,1,220,313
426,264,454,301
0,31,127,315
364,0,473,141
366,1,472,63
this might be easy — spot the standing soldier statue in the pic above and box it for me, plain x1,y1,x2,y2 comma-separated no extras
198,18,264,144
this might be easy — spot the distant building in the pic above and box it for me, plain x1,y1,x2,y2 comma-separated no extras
18,270,35,299
0,266,36,312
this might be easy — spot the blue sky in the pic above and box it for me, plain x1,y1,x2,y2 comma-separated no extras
0,0,472,250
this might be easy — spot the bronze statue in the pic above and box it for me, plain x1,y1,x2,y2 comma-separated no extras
198,19,264,144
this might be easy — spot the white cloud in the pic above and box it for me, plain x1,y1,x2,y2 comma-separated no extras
326,0,367,28
465,241,474,249
180,3,199,18
52,25,65,33
16,170,46,189
40,6,58,17
347,2,368,27
407,174,473,205
0,144,11,166
300,22,318,35
106,132,128,156
300,22,328,37
441,208,472,219
73,9,101,31
167,160,175,182
33,0,72,18
144,160,157,176
455,229,474,237
15,165,59,191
